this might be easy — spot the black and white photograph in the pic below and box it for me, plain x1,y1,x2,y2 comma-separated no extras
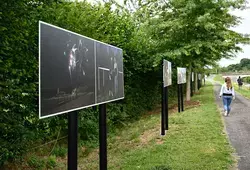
177,67,187,84
163,60,172,87
39,21,124,118
96,42,124,103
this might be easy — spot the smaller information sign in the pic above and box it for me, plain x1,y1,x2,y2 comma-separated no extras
163,60,172,87
177,67,186,84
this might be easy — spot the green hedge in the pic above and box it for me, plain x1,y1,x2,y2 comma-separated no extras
0,1,179,165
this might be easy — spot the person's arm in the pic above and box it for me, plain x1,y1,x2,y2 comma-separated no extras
219,84,224,97
232,87,235,99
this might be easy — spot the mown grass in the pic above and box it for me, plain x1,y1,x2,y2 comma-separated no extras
6,81,233,169
213,74,250,99
79,82,235,170
3,100,179,170
213,74,225,84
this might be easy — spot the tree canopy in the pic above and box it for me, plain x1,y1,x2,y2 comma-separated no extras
221,58,250,72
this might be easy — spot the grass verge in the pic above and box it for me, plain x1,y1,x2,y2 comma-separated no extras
79,82,234,170
213,74,224,84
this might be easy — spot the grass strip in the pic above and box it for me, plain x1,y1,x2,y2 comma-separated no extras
79,82,234,170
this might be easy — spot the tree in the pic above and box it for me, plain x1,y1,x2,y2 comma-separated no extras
137,0,250,101
220,58,250,73
239,58,250,69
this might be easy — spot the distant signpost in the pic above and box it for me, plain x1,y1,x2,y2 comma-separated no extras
177,67,186,84
39,21,124,170
177,67,186,112
163,60,172,87
191,72,194,97
161,60,172,135
198,73,202,89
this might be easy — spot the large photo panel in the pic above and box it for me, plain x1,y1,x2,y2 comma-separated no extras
177,67,187,84
96,42,124,103
39,21,124,118
163,60,172,87
40,22,95,118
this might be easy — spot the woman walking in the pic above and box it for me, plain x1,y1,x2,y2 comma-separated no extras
219,77,235,116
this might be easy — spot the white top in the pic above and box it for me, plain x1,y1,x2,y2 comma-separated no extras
219,83,235,96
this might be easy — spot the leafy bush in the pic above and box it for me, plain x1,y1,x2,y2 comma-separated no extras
243,77,250,84
0,0,197,166
27,155,45,169
78,108,99,147
51,146,67,158
46,155,57,169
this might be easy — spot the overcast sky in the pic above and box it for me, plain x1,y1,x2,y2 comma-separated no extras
219,1,250,67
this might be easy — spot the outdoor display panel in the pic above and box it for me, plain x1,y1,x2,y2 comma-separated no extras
96,42,124,103
39,21,124,118
198,73,202,80
163,60,172,87
177,67,187,84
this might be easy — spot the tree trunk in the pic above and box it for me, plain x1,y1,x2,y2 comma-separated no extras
194,72,198,92
186,65,191,101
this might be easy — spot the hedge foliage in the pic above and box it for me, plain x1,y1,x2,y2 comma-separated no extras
0,0,179,165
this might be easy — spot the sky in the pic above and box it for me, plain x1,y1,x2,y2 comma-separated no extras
219,1,250,67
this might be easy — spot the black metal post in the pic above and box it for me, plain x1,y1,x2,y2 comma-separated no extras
180,84,184,112
197,80,199,90
198,79,200,90
190,73,193,97
178,84,181,113
165,86,169,130
161,84,166,135
68,111,78,170
99,104,107,170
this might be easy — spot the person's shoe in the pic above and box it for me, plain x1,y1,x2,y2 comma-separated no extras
224,111,228,116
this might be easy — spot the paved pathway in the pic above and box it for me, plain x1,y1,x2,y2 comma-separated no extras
212,82,250,170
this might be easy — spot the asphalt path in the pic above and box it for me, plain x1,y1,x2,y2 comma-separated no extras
212,80,250,170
